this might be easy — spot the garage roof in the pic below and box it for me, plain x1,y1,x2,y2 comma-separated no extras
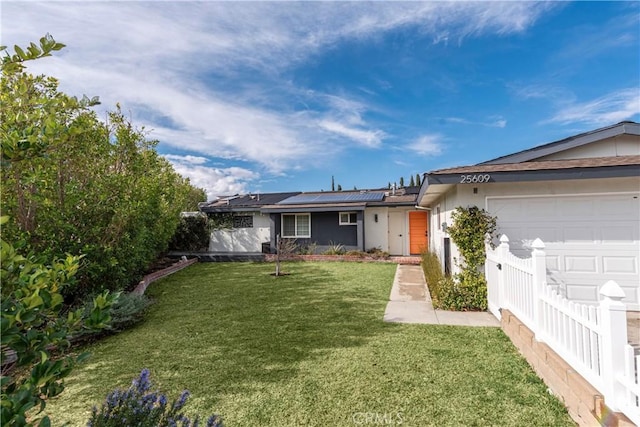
417,122,640,206
481,121,640,165
430,155,640,175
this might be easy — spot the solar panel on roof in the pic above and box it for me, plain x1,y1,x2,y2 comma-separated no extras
278,192,384,205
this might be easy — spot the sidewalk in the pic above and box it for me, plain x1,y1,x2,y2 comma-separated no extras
383,264,500,327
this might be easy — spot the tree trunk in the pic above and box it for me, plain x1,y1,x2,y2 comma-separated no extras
275,234,281,276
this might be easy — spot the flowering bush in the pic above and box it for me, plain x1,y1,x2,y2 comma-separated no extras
87,369,223,427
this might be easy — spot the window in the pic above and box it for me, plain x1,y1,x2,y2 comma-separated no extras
282,214,311,238
233,215,253,228
339,212,357,225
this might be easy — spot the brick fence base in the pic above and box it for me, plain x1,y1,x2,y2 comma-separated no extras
501,309,634,427
132,257,198,295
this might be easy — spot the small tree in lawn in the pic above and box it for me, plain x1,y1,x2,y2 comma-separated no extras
274,234,297,276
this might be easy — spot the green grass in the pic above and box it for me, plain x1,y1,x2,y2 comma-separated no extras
46,262,574,426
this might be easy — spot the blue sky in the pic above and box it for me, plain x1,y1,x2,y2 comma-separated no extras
3,1,639,199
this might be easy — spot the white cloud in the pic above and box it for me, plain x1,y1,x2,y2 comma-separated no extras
443,116,507,128
406,134,444,156
547,88,640,126
318,120,385,148
166,156,258,201
511,83,575,102
493,119,507,128
1,1,555,182
163,155,209,165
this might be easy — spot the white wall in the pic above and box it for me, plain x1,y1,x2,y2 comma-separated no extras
364,207,388,251
428,186,463,272
537,135,640,160
209,212,271,252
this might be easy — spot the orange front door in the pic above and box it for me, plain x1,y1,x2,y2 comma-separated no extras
409,211,428,255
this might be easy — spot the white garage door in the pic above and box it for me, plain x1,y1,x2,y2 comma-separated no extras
487,193,640,309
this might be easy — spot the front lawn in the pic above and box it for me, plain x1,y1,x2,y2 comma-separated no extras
47,262,573,426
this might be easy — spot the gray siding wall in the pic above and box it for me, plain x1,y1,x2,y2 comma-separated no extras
311,212,357,246
269,211,363,252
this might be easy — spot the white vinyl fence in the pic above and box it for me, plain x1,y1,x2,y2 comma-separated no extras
485,234,640,425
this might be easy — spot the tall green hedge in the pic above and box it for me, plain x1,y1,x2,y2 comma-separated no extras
1,39,206,300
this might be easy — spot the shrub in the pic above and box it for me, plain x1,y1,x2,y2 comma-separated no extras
440,206,496,311
447,206,497,269
421,251,445,306
421,251,444,288
169,215,210,251
436,271,488,311
88,369,223,427
297,241,317,255
108,293,152,331
323,241,345,255
366,247,390,259
344,250,366,258
72,293,152,344
1,215,117,427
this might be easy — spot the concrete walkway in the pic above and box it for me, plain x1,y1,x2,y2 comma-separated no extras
383,264,500,327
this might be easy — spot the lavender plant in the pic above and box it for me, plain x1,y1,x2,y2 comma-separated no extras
87,369,223,427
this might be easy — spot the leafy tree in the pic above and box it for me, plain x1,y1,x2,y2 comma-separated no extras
169,215,210,251
399,177,405,187
1,38,206,298
409,175,415,186
1,38,118,425
331,175,335,191
180,185,207,212
415,173,422,186
337,184,342,191
0,34,65,74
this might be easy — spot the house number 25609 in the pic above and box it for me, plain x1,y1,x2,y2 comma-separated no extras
459,174,491,183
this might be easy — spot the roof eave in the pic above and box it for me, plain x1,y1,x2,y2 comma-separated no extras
480,122,640,165
428,164,640,185
201,207,262,213
261,204,367,213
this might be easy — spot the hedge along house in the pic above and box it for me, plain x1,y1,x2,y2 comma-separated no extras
417,121,640,309
261,186,426,255
200,192,300,253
